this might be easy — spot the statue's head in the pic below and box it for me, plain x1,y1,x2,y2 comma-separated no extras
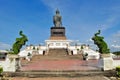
56,9,60,14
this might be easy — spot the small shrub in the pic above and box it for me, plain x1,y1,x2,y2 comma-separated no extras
83,53,88,60
116,66,120,77
27,52,31,56
77,49,79,51
85,53,88,56
0,66,3,74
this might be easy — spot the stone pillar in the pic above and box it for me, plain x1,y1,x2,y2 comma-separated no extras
45,44,49,55
99,54,113,71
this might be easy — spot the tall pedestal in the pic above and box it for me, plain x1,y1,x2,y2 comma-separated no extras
3,54,21,72
50,27,66,40
98,54,113,71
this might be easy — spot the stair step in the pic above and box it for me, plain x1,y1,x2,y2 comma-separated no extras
28,49,83,61
48,49,68,56
3,70,116,78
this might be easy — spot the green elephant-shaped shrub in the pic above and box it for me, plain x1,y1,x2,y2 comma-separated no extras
11,31,28,54
92,30,110,54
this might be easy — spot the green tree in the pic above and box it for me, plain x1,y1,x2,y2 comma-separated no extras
12,31,28,54
92,30,110,54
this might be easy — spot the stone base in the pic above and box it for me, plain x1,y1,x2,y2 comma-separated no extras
50,26,66,40
51,27,65,37
99,56,113,71
49,36,66,40
3,54,20,72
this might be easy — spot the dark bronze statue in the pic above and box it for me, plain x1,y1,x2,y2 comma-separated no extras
53,9,62,27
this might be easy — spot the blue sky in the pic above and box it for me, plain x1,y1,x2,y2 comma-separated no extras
0,0,120,52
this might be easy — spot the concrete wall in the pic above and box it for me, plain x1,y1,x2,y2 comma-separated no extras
113,60,120,68
45,40,71,49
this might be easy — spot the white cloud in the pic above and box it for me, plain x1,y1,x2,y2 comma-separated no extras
106,31,120,51
110,31,120,44
111,45,120,49
111,44,120,52
0,42,11,50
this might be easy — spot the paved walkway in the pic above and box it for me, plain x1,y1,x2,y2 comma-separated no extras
21,59,100,71
10,76,110,80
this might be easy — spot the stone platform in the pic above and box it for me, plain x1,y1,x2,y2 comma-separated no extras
20,48,100,71
18,48,103,79
21,60,100,71
21,58,100,71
